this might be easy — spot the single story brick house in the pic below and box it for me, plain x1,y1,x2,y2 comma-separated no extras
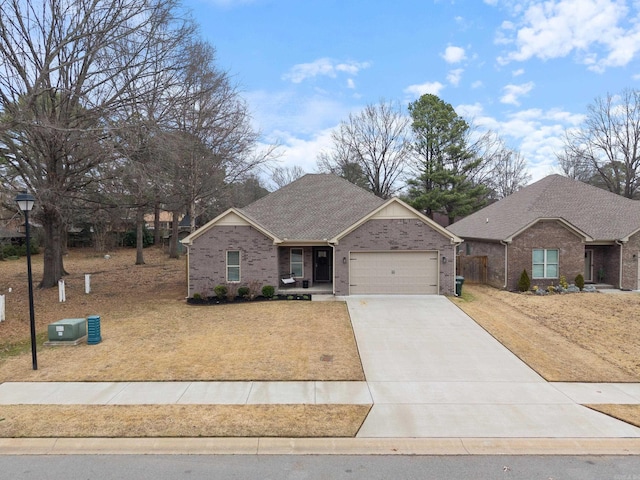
447,174,640,291
181,174,461,297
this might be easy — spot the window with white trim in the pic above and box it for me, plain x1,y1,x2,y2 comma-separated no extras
532,249,558,279
290,248,303,277
226,250,240,282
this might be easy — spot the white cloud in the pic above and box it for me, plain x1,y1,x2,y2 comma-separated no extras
266,128,336,176
500,82,535,105
496,0,640,72
457,103,585,183
403,81,445,97
447,68,464,86
346,78,356,89
282,58,371,84
471,80,484,89
442,45,467,64
512,68,525,76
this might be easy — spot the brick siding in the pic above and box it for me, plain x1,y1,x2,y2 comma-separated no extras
507,220,583,291
187,225,277,297
334,218,456,295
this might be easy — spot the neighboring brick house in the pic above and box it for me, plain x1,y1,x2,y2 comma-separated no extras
447,174,640,291
181,174,461,297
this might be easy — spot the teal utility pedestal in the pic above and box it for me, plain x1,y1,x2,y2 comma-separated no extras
87,315,102,345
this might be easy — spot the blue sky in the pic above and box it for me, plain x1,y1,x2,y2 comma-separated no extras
184,0,640,185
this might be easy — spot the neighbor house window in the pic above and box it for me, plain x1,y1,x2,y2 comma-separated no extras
290,248,303,277
532,249,558,279
226,250,240,282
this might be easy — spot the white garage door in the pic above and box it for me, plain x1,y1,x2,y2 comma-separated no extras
349,251,439,295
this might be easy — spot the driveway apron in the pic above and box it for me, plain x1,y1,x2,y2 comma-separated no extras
347,296,640,438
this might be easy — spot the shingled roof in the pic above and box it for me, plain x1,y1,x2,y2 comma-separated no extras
241,174,385,241
447,174,640,242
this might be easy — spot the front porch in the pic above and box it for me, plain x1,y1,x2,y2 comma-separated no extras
276,283,333,295
278,245,334,292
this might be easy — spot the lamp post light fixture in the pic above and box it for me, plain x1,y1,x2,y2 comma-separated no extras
15,191,37,370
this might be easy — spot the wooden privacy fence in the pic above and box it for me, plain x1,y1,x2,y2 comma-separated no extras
456,255,488,284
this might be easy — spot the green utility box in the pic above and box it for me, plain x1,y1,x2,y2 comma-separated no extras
48,318,87,341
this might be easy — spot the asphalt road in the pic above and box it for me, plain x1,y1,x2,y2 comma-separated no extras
2,455,640,480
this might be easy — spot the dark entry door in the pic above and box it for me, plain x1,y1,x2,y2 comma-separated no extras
314,247,333,283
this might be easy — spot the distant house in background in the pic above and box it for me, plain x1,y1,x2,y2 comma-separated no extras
181,174,461,297
447,174,640,291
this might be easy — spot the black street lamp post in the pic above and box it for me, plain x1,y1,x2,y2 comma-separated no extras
15,191,37,370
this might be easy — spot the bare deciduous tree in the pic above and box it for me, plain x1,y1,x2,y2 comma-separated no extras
0,0,194,286
270,165,306,189
561,88,640,198
317,100,411,198
472,132,531,199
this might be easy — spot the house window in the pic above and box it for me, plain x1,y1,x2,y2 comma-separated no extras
226,250,240,282
290,248,303,277
532,249,558,279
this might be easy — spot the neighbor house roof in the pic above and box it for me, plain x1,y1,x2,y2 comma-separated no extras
240,174,385,241
447,174,640,242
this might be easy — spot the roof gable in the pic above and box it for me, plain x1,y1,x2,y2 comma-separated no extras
181,208,280,246
332,197,462,243
240,174,385,241
447,174,640,242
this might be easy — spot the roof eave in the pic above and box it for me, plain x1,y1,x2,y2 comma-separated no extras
180,208,282,246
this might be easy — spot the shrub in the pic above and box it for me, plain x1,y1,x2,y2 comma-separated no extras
213,284,228,299
262,285,275,298
247,280,262,300
547,285,555,293
3,244,18,258
192,293,202,300
517,269,531,292
225,283,238,301
122,228,153,248
237,286,250,298
575,273,585,290
559,275,568,289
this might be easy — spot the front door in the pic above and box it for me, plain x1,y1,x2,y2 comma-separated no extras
314,247,333,283
584,249,593,282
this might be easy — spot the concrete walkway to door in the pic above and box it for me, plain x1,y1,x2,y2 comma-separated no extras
347,296,640,438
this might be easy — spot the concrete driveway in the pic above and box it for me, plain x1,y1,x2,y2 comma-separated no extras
347,296,640,438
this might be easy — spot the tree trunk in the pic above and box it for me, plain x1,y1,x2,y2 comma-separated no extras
40,207,66,288
153,202,161,247
135,207,145,265
169,208,180,259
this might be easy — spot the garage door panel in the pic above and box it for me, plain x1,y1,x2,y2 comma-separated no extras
350,251,439,295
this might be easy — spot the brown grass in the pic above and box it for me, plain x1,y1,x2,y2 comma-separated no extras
0,249,364,382
452,284,640,382
0,404,370,438
453,284,640,430
0,248,368,437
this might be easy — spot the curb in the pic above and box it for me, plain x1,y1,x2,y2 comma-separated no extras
2,437,640,455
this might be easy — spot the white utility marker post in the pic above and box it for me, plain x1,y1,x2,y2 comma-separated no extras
0,295,5,322
58,280,66,302
85,274,91,294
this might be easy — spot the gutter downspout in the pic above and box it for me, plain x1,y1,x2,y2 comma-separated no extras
451,238,463,296
500,241,509,289
616,240,625,289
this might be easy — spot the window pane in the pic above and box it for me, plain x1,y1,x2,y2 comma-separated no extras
532,265,544,278
546,264,558,278
228,266,240,282
546,249,559,263
290,248,303,277
532,249,544,263
227,251,240,266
